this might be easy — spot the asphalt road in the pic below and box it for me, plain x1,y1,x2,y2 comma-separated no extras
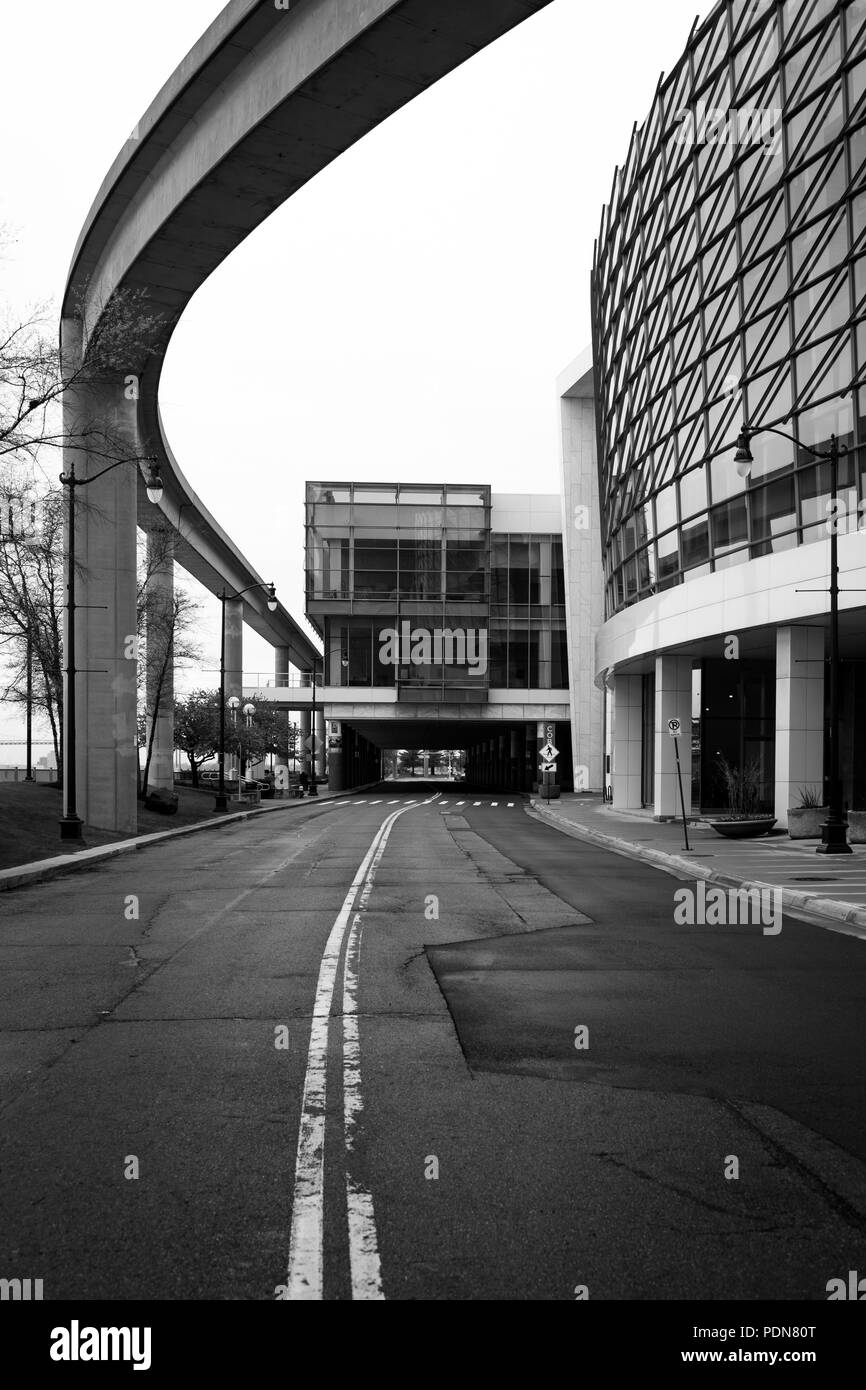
1,783,864,1301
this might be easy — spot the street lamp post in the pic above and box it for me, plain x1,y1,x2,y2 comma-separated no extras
734,423,852,854
214,582,277,812
308,657,319,797
59,457,164,840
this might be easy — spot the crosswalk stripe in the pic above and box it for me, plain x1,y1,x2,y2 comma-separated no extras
387,800,398,804
491,802,498,807
473,801,481,806
507,802,514,807
456,801,465,806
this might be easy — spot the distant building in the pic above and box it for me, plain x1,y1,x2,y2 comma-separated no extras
298,480,597,791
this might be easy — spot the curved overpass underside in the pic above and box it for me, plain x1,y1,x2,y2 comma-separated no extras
61,0,553,832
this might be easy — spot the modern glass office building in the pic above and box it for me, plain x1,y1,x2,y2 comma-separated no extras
302,481,575,790
575,0,866,825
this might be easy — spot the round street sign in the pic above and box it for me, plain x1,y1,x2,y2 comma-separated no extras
668,717,682,737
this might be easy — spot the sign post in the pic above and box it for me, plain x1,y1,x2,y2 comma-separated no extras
538,738,560,800
667,717,690,852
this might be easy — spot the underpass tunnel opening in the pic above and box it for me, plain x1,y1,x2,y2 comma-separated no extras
323,719,573,795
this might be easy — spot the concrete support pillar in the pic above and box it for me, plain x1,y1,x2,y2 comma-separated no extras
611,674,643,810
224,598,243,701
315,709,326,783
775,626,825,828
61,319,139,834
144,527,175,792
509,730,520,791
274,708,289,790
300,709,312,776
272,652,291,791
654,655,692,819
536,721,546,793
559,385,604,791
327,719,344,792
275,645,290,687
525,723,536,792
222,598,243,780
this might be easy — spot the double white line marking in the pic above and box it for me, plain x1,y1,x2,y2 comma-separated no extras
284,802,422,1299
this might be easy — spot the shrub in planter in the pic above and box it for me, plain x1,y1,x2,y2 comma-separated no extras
144,788,179,815
847,811,866,844
787,785,829,839
705,755,776,837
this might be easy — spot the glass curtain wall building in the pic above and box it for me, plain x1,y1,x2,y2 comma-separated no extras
304,482,572,791
585,0,866,824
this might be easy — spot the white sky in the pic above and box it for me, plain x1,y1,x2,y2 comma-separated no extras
0,0,712,749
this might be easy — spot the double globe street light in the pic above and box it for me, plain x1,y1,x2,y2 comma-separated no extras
59,456,164,840
734,422,854,855
225,695,257,800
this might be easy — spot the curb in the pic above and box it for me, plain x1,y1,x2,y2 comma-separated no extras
528,798,866,939
0,784,379,894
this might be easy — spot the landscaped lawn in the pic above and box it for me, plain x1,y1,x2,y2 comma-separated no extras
0,781,233,871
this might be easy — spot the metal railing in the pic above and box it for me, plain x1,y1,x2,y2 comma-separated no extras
243,672,323,688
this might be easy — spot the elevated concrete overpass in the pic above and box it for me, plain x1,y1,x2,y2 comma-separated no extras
243,679,570,792
61,0,554,832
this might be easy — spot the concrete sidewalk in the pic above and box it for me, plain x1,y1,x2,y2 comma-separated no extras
529,794,866,939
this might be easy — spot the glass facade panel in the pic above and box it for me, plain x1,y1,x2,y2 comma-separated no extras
750,476,798,552
712,496,749,554
592,0,866,617
399,489,442,505
445,490,487,507
657,529,680,584
445,539,486,598
306,484,567,694
355,487,397,504
679,467,708,521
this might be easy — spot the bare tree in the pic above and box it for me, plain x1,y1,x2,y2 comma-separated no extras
0,228,168,784
1,225,163,480
0,478,65,777
136,530,201,799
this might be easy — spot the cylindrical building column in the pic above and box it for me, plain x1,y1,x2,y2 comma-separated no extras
654,655,692,819
775,627,824,828
611,674,643,810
